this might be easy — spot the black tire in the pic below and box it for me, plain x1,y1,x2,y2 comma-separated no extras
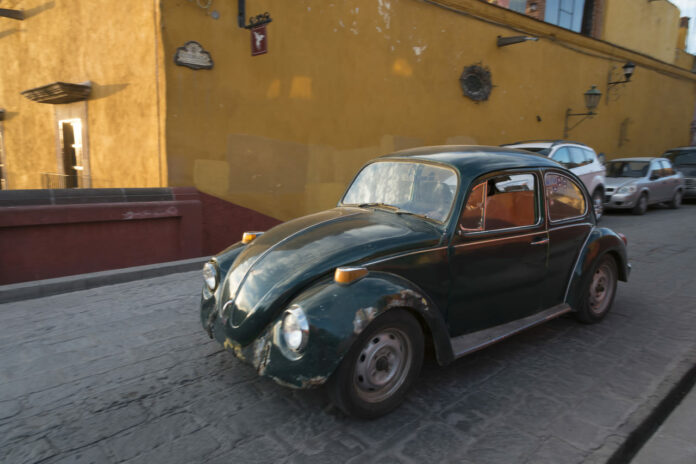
574,254,618,324
328,309,424,419
592,189,604,221
632,193,648,215
669,190,682,209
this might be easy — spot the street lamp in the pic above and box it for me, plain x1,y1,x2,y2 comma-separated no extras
564,86,602,139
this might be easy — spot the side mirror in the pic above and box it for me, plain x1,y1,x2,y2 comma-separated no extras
650,174,659,181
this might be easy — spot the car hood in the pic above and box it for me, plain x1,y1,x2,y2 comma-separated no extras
219,207,443,346
605,177,639,189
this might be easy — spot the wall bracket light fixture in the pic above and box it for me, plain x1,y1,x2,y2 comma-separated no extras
564,86,602,138
606,61,635,103
238,0,272,29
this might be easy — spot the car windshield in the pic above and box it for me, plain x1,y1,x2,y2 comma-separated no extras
341,161,458,223
606,161,649,178
664,151,696,166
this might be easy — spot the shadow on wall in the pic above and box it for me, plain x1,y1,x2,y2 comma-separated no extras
23,1,56,19
191,134,480,222
90,82,130,100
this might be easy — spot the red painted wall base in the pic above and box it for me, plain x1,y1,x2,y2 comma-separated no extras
0,188,280,285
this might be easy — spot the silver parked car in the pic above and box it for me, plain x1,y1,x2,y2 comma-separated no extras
603,157,684,215
662,147,696,199
503,140,606,219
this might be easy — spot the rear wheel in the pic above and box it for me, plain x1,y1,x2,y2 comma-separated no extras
669,190,682,209
632,193,648,215
575,255,618,324
328,309,423,419
592,189,604,221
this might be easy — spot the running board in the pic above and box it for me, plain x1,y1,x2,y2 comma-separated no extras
450,303,572,359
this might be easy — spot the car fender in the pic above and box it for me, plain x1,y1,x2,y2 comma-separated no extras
257,271,453,387
565,227,629,311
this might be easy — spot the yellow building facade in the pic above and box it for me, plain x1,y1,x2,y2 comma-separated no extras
1,0,695,221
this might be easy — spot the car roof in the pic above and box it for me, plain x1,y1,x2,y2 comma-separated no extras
609,157,659,162
503,140,589,149
379,146,561,183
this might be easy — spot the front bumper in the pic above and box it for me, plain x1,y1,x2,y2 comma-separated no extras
604,191,640,209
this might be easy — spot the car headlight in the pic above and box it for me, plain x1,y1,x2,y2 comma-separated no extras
202,261,219,291
282,305,309,352
618,185,637,194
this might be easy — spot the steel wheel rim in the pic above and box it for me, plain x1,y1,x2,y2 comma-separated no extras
593,192,603,219
354,328,412,403
588,263,615,315
675,192,682,206
639,195,647,213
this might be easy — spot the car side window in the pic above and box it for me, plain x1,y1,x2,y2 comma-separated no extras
660,160,675,176
650,162,663,178
583,149,596,165
551,147,571,167
459,174,537,232
568,147,586,168
545,173,587,221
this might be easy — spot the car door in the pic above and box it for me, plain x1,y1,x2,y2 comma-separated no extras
448,170,548,337
542,171,593,309
659,160,680,198
568,147,591,188
647,160,668,202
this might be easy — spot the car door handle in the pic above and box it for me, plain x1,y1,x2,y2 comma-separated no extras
531,237,549,246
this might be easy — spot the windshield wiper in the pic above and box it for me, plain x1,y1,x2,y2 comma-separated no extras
394,209,439,223
356,202,399,211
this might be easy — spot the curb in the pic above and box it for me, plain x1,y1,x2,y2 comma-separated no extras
0,256,210,304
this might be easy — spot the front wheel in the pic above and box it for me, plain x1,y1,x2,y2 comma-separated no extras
592,189,604,221
328,309,424,419
632,193,648,215
574,255,618,324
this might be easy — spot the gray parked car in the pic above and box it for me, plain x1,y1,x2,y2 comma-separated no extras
604,157,684,215
662,147,696,199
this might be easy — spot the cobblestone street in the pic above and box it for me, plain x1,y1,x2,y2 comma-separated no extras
1,205,695,464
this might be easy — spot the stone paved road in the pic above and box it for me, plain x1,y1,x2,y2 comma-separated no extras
1,204,696,464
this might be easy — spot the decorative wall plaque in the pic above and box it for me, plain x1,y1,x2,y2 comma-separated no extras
174,41,214,70
459,65,493,102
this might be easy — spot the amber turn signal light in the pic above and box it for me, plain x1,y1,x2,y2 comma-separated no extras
242,231,263,244
334,266,368,285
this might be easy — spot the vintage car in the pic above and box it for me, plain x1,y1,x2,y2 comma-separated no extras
603,157,684,214
200,146,630,418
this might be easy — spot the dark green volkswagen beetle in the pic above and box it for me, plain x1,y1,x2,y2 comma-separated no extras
200,146,630,418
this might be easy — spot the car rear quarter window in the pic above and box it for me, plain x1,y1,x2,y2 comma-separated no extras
545,173,586,221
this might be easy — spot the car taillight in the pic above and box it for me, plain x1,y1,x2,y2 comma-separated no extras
618,233,627,246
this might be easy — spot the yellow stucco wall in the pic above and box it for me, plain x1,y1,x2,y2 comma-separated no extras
161,0,696,221
602,0,680,64
0,0,165,189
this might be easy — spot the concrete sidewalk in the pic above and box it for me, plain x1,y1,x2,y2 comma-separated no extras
632,384,696,464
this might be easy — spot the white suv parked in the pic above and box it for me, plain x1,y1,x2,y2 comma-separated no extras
503,140,607,219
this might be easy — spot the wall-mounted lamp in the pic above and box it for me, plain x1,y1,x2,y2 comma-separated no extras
564,86,602,138
497,35,539,47
608,61,636,86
